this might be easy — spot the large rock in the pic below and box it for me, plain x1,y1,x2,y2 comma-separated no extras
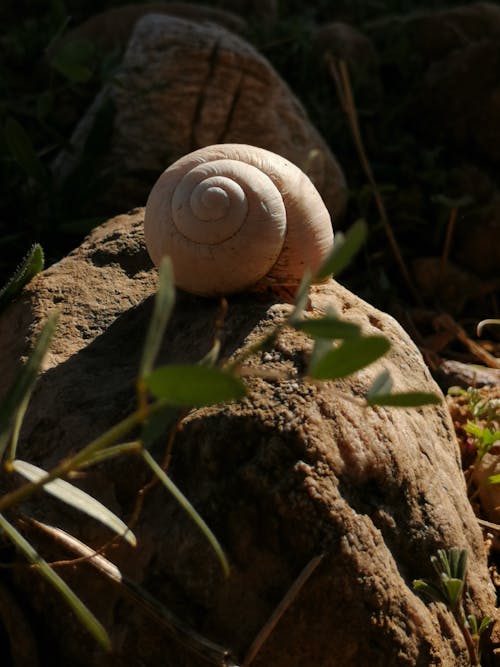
0,210,495,666
51,1,247,53
52,14,346,220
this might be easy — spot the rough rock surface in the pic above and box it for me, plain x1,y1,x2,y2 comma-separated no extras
52,1,246,53
313,21,381,104
52,14,346,220
0,210,496,666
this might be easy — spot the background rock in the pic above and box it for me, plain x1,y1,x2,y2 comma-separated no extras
0,210,495,666
52,13,346,221
366,3,500,165
313,21,382,104
51,1,246,54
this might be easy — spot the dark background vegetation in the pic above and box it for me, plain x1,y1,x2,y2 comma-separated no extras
0,0,496,324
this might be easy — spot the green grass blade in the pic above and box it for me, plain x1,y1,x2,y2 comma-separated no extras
0,312,58,459
4,118,49,185
139,257,175,379
314,219,367,281
309,335,390,380
309,338,333,372
443,578,464,608
0,243,44,312
294,316,361,340
437,549,451,577
12,460,136,547
141,404,178,449
77,442,142,468
455,548,468,581
479,617,494,634
50,39,95,83
289,269,312,324
145,365,246,406
141,449,229,577
0,513,111,651
412,579,445,603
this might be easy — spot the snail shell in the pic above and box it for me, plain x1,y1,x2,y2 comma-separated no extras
144,144,334,296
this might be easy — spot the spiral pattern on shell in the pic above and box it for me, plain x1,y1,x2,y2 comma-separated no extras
144,144,334,296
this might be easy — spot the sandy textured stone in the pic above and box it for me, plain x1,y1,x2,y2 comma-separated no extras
52,14,346,221
0,211,495,666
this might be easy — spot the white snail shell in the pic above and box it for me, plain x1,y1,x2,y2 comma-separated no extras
144,144,334,296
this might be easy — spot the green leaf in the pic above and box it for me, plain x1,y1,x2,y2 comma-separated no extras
50,39,95,83
447,386,466,397
145,365,246,406
139,257,175,379
309,338,333,372
434,549,451,578
0,312,58,459
478,616,493,634
449,547,467,581
77,442,142,468
12,460,136,547
412,579,444,603
367,392,441,407
141,449,229,576
309,335,390,380
4,118,49,185
443,577,464,607
465,421,485,439
0,243,44,312
294,316,361,340
366,369,393,399
489,474,500,485
0,512,111,651
141,404,178,449
314,219,367,281
467,614,479,634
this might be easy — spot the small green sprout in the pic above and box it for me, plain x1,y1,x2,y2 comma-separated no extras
413,548,492,666
413,547,467,613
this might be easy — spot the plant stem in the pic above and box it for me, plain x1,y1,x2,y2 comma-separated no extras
0,401,166,513
455,606,479,667
327,56,422,306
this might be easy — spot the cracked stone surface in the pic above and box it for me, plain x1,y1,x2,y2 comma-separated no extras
0,210,495,666
52,14,346,221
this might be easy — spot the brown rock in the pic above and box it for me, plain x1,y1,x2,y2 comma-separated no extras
437,359,500,390
0,210,495,666
314,21,380,84
51,2,246,55
52,14,346,220
368,3,500,62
